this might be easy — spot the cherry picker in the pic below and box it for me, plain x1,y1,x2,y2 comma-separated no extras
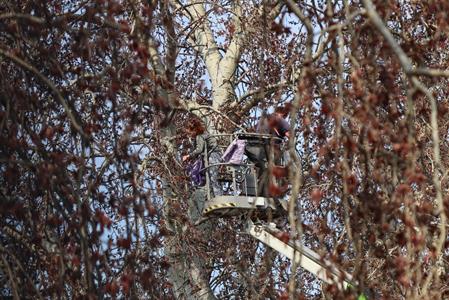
198,133,365,298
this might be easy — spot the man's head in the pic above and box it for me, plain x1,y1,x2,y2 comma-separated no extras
185,118,205,137
274,104,291,119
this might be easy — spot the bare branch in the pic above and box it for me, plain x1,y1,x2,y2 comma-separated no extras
362,0,447,294
1,254,20,300
412,77,446,293
220,1,243,81
284,0,313,62
408,67,449,78
189,105,244,130
232,81,288,116
361,0,412,72
363,0,449,79
0,13,45,23
0,48,87,139
163,2,177,83
178,1,222,82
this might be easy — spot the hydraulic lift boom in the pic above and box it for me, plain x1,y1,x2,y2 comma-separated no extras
247,221,353,289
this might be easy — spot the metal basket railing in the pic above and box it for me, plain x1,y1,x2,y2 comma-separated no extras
202,133,286,201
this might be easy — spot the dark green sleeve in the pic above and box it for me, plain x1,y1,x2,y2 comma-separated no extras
189,134,206,159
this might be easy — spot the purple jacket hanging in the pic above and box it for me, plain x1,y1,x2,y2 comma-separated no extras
222,139,246,164
187,157,206,186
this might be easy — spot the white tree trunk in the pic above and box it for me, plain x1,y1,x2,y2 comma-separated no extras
161,2,254,298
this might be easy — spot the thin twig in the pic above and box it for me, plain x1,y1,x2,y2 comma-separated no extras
362,0,447,295
283,1,315,296
0,13,45,23
408,67,449,78
361,0,412,72
190,105,245,130
1,254,20,300
0,48,87,139
362,0,449,79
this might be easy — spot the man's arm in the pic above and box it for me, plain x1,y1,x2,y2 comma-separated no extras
277,117,290,139
189,135,206,159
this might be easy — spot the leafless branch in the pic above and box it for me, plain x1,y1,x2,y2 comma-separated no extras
362,0,447,295
408,67,449,78
0,13,45,23
1,254,20,300
0,48,87,139
190,105,244,130
361,0,412,72
232,81,288,116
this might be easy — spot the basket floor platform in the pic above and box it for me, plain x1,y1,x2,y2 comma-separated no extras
202,195,286,219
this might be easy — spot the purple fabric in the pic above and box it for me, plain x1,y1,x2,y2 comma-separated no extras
222,139,246,164
187,157,205,186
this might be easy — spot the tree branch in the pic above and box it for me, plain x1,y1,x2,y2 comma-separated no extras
189,105,244,130
361,0,412,72
163,1,177,83
220,1,243,81
1,254,20,300
232,81,288,117
0,48,87,139
178,1,222,83
408,67,449,78
282,1,315,295
411,77,446,293
362,0,447,294
284,0,313,63
0,13,45,23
